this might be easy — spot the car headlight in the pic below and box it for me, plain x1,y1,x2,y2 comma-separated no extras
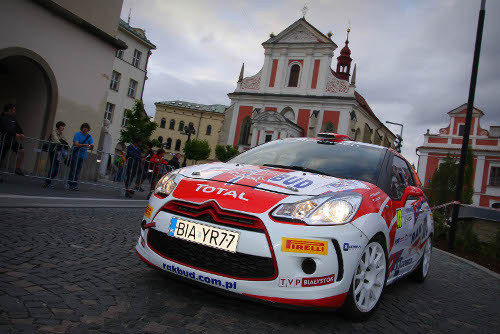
271,194,362,225
154,172,178,198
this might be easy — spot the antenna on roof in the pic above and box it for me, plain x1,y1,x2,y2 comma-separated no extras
127,8,132,25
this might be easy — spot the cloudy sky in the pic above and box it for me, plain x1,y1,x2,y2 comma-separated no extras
120,0,499,165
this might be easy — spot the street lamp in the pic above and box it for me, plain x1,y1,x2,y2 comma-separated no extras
386,121,404,153
181,125,195,167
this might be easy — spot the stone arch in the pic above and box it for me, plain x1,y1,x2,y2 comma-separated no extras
0,47,58,139
280,107,295,121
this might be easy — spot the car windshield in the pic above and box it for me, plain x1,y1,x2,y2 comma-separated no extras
229,139,386,184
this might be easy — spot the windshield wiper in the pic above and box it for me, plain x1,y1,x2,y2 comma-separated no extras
263,164,331,176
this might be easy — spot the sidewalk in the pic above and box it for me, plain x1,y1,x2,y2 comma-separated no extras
0,173,150,200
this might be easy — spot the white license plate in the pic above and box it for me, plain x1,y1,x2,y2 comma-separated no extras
168,217,239,253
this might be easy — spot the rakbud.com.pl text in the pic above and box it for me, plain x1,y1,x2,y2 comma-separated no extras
163,263,237,290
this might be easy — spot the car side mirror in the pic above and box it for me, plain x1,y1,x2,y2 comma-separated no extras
401,186,423,203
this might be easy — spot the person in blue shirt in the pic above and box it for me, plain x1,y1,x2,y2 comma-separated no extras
67,123,94,190
124,137,142,197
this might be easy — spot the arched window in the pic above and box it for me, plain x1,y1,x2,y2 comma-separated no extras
188,122,194,131
288,64,300,87
158,136,163,144
206,125,212,135
175,139,181,151
169,119,175,130
321,122,336,133
280,107,295,121
178,120,185,131
238,116,251,145
166,138,172,149
160,118,166,128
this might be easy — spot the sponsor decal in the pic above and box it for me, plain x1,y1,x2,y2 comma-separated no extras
281,238,328,255
144,205,153,219
343,243,361,251
162,263,237,290
195,184,249,201
279,274,335,288
327,179,369,192
396,209,403,228
268,175,313,189
394,234,409,245
393,256,413,272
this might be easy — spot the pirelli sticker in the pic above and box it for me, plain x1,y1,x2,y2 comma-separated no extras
144,205,153,219
281,238,328,255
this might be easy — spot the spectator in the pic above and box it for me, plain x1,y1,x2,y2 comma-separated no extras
113,151,126,182
43,121,69,188
67,123,94,191
136,141,154,192
168,153,181,170
149,148,169,193
0,104,25,175
124,137,142,197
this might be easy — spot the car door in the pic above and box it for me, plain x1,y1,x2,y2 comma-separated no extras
387,155,417,279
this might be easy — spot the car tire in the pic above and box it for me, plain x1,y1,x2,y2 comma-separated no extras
341,236,387,321
412,237,432,283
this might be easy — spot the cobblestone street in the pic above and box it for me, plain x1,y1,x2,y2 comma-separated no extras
0,207,498,333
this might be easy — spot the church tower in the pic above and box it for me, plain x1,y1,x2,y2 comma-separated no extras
336,28,352,81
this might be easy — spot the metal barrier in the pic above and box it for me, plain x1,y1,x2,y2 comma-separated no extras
0,133,175,197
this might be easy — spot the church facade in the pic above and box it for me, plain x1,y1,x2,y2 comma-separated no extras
416,104,500,208
221,18,396,149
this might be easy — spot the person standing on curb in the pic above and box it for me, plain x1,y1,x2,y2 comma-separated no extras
67,123,94,191
124,137,142,198
43,121,69,188
0,104,26,176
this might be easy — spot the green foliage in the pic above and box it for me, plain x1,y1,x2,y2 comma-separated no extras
119,100,157,149
150,139,162,148
183,139,211,162
456,221,481,253
215,145,240,162
429,148,474,206
432,210,450,241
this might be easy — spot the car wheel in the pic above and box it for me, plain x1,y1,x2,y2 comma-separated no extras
412,237,432,283
342,237,387,321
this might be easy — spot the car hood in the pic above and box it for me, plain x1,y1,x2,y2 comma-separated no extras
177,162,372,197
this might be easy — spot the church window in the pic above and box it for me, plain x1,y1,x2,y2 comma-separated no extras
288,64,300,87
169,119,175,130
238,117,251,146
160,118,166,128
490,167,500,186
166,138,172,149
458,124,465,136
175,139,182,151
178,120,185,131
188,122,195,131
206,125,212,135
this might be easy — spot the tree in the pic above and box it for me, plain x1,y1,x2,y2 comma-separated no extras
119,100,157,149
215,145,240,162
429,148,474,206
183,139,211,163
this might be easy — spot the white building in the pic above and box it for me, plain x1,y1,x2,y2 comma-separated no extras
103,18,156,157
221,18,395,149
0,0,125,145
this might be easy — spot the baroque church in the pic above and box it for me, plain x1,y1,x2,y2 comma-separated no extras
220,18,396,149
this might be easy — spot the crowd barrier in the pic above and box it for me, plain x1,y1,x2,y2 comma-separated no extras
0,133,175,196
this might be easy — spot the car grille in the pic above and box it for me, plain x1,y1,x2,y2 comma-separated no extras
147,228,276,279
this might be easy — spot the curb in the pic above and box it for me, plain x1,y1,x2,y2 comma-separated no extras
434,247,500,280
0,194,148,208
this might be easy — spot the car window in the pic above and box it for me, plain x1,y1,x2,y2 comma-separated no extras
390,156,415,199
229,139,385,184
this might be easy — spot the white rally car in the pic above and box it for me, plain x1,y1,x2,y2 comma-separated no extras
136,134,433,319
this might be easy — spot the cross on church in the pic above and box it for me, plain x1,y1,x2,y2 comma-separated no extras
301,4,309,18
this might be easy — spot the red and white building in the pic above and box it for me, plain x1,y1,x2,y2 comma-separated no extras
220,18,396,149
416,104,500,208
